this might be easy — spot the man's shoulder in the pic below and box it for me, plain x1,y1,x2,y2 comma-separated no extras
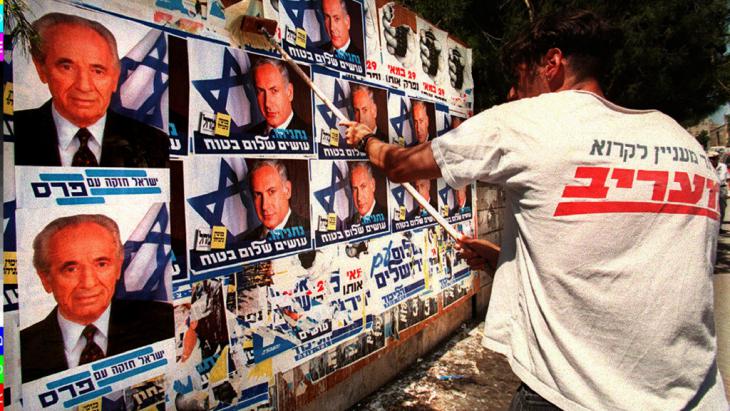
288,113,309,132
287,210,308,228
112,298,171,313
106,111,167,140
103,111,169,167
20,309,58,337
246,120,268,135
373,201,386,216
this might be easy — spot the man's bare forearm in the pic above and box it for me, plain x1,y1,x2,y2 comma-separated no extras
364,138,441,182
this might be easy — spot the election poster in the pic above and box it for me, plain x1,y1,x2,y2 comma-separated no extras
415,16,449,104
251,245,368,371
375,0,419,92
366,231,427,314
15,198,176,409
183,156,312,278
436,179,474,224
312,67,389,159
362,0,383,83
279,0,366,76
446,35,475,115
432,102,474,224
170,274,272,410
424,222,474,295
188,40,315,157
386,91,438,232
311,160,389,247
13,1,170,169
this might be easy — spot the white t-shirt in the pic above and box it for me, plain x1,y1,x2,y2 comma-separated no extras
432,90,728,410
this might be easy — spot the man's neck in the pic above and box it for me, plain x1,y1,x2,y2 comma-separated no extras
555,72,604,97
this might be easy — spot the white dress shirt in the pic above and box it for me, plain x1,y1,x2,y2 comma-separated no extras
57,305,111,367
51,104,106,166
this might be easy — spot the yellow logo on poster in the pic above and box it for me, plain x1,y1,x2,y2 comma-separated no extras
295,28,308,48
215,113,231,137
77,398,102,411
329,128,340,147
327,213,337,231
4,251,17,284
397,136,405,147
399,206,407,221
211,226,227,249
3,82,13,115
441,205,449,217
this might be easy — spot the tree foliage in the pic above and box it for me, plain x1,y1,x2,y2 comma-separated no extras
401,0,730,125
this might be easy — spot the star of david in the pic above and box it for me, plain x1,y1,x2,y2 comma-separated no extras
438,113,451,137
117,205,172,301
389,97,409,137
192,49,249,133
314,163,351,213
438,186,451,205
3,200,16,252
113,31,168,129
281,0,313,30
391,184,406,207
317,79,350,129
187,159,253,242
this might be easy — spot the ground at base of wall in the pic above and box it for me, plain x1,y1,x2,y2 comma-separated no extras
350,320,520,411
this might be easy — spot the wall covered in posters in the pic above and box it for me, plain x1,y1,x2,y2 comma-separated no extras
3,0,475,409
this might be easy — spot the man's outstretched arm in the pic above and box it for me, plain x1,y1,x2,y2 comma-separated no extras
341,120,442,183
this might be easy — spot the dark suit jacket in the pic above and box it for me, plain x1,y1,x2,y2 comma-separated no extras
319,40,363,60
243,209,308,241
15,101,169,168
246,112,309,136
406,205,430,220
345,201,386,228
20,299,174,383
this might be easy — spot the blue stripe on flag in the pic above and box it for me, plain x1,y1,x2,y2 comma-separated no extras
56,197,105,205
90,188,161,195
85,169,148,177
39,173,84,181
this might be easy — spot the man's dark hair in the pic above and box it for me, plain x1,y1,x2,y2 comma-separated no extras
502,9,621,82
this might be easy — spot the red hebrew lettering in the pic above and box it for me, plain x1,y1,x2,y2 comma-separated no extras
562,167,610,199
636,170,669,201
347,268,362,280
611,168,635,188
667,172,705,205
706,180,719,210
388,65,406,77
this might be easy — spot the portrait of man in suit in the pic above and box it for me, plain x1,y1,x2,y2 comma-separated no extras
450,186,469,216
244,160,307,240
320,0,363,57
351,84,386,141
20,214,174,383
411,100,430,144
345,162,386,227
407,178,434,219
247,58,308,136
14,13,169,168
